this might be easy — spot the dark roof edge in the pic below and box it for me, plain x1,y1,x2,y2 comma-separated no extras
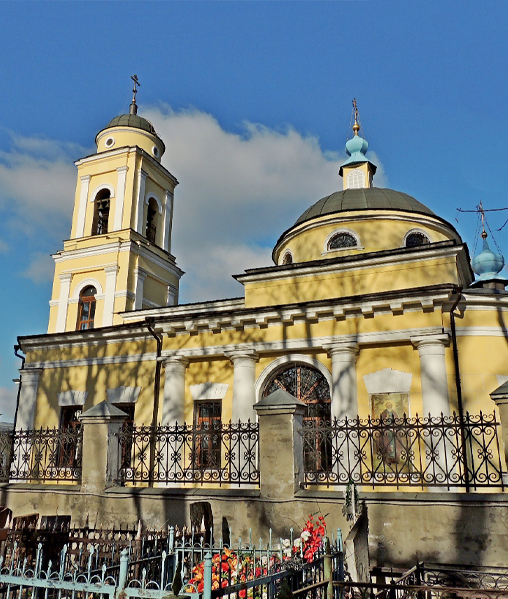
272,204,462,263
244,240,460,279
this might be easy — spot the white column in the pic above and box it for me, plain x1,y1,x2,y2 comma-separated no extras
411,334,451,416
225,349,259,422
15,368,43,430
56,273,72,333
162,190,174,252
134,268,147,310
102,265,119,327
324,342,359,420
75,175,90,238
113,166,128,231
162,356,189,425
167,283,177,306
135,170,147,233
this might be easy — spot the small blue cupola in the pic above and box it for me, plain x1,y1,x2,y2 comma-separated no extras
471,231,508,290
339,99,377,189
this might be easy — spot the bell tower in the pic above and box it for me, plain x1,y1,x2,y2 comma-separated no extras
48,77,183,333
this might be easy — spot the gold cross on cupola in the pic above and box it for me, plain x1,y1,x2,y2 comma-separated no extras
130,74,141,115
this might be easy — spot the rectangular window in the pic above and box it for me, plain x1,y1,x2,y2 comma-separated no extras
194,401,221,469
57,406,82,468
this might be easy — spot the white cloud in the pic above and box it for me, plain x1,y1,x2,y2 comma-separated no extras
0,386,17,422
22,251,54,284
145,106,388,301
0,107,388,303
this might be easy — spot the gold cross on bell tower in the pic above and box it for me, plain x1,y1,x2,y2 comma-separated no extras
130,74,141,115
352,98,360,136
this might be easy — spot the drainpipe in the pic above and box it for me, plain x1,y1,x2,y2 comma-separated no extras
12,343,25,430
145,318,163,486
448,286,470,492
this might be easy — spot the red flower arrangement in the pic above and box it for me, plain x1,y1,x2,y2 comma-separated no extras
185,514,326,596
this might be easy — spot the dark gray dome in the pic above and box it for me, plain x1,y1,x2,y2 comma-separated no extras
105,114,157,135
295,188,436,226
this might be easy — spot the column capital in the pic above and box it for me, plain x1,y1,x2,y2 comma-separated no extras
116,165,129,174
224,347,259,363
19,367,43,380
161,354,189,368
410,333,450,350
323,341,359,357
80,174,91,182
134,267,148,282
104,265,119,275
59,272,73,283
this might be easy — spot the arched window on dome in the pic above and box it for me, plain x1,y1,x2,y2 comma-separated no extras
76,286,97,330
327,231,359,252
262,363,331,472
281,251,293,265
92,189,110,236
346,168,365,189
145,197,158,244
405,231,430,248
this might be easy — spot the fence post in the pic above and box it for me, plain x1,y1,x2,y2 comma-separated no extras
116,548,129,597
203,552,212,599
323,538,333,599
254,389,306,498
78,401,128,492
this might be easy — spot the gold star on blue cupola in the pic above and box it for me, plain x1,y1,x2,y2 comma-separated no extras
339,99,377,190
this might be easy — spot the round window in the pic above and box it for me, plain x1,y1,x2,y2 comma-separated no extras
152,145,160,157
105,137,115,148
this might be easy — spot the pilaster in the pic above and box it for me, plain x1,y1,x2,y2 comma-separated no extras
56,273,72,333
113,166,128,231
75,175,90,238
225,348,259,422
161,355,189,426
102,265,119,326
15,368,43,430
324,341,359,420
411,333,450,416
135,170,148,233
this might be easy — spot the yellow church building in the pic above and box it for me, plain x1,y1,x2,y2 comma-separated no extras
6,93,508,569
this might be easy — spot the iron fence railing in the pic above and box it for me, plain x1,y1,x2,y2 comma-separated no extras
301,411,504,489
5,427,83,483
116,421,259,486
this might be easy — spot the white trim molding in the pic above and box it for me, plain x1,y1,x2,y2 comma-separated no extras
75,175,91,238
363,368,412,395
255,353,332,401
70,278,103,300
90,183,115,201
107,386,141,404
190,383,229,401
113,166,129,231
58,390,88,407
323,228,362,255
145,192,163,215
403,228,432,248
56,273,73,333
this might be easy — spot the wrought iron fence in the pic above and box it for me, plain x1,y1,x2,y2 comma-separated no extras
0,431,13,482
301,411,504,489
7,427,83,483
116,421,259,486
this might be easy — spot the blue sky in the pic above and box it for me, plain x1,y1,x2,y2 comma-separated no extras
1,1,508,421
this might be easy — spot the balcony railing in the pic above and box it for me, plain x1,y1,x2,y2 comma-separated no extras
301,411,504,490
116,421,259,486
1,428,83,483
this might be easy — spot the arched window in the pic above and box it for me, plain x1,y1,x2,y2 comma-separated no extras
282,251,293,265
328,232,358,251
76,286,97,330
346,169,365,189
262,363,331,471
405,231,430,248
145,197,158,244
92,189,110,235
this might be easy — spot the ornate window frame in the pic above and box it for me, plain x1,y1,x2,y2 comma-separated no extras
281,250,294,265
145,192,163,214
403,228,431,248
70,278,103,300
255,354,332,401
323,228,362,255
346,168,365,189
